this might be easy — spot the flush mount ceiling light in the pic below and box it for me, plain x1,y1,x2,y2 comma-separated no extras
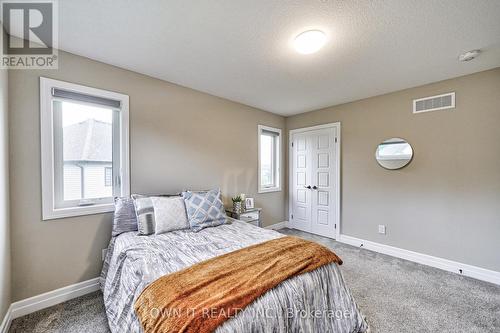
294,30,326,54
458,49,481,62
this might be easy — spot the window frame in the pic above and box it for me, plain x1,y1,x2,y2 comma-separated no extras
40,77,130,220
258,125,282,193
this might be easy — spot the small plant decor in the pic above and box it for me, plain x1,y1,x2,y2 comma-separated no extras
232,195,243,213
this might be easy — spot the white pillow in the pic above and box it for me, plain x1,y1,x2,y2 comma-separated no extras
151,196,189,235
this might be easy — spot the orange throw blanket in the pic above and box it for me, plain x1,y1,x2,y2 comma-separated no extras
134,236,342,333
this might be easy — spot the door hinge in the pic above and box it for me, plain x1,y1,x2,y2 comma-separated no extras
334,223,337,229
291,142,294,147
291,214,294,219
335,137,337,143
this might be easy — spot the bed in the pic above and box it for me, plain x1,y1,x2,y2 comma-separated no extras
100,218,368,332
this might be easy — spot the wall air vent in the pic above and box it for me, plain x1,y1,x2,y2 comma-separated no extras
413,92,455,114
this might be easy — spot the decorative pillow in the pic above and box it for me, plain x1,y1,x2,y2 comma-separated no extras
132,194,156,235
112,197,138,236
182,189,227,232
151,196,189,235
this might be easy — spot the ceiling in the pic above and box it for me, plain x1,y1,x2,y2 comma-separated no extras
58,0,500,116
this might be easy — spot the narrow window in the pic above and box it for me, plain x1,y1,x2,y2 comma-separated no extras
258,125,281,193
40,78,130,220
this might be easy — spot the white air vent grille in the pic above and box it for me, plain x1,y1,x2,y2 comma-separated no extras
413,92,455,114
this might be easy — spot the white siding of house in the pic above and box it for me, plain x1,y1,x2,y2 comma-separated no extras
64,163,112,200
83,164,112,199
63,164,82,200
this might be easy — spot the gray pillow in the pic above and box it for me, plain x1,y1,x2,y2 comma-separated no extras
112,197,138,236
182,189,227,232
132,193,181,235
132,194,156,235
151,196,189,234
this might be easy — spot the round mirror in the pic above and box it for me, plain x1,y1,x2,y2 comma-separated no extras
375,138,413,170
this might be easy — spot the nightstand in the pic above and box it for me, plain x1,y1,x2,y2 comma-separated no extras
225,207,262,227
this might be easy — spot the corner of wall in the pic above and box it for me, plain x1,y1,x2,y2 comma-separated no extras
0,64,11,322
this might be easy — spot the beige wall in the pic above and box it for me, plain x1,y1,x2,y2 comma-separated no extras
286,67,500,272
0,68,10,319
7,48,499,302
9,51,285,301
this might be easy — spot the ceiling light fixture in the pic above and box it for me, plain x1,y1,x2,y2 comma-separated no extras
294,30,326,54
458,49,481,62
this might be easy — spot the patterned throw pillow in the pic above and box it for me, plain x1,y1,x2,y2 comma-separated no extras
182,189,227,232
151,196,190,234
132,194,156,235
112,197,138,236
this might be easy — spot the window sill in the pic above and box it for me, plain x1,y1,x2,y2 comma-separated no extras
42,203,114,221
258,187,281,194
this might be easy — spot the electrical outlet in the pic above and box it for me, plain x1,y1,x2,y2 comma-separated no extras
102,249,107,261
378,225,386,235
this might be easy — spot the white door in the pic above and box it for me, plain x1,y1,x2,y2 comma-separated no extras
290,125,338,238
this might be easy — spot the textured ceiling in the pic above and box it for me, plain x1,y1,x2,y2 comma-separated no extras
58,0,500,116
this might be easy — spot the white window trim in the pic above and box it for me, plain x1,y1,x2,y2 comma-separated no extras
40,77,130,220
258,125,282,193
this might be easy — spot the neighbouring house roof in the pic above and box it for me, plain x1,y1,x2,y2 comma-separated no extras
64,119,112,162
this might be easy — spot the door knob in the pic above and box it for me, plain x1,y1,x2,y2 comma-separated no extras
312,186,318,190
304,185,312,189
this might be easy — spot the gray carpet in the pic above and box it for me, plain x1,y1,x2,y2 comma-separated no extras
9,228,500,332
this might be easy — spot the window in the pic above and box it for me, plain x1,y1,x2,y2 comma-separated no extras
258,125,281,193
40,77,130,220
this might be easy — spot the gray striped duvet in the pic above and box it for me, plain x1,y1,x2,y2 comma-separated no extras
100,219,368,332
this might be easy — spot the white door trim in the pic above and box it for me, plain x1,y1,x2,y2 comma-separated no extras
289,122,341,240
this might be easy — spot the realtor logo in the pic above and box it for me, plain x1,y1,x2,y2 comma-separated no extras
1,0,58,68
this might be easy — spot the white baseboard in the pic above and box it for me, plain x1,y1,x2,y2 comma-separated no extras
265,221,289,230
0,305,12,333
10,277,100,321
0,277,100,332
338,234,500,285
